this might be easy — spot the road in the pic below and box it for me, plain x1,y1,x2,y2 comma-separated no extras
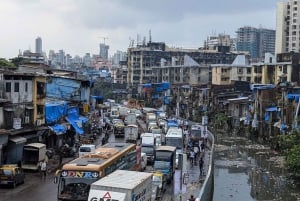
0,131,176,201
0,121,208,201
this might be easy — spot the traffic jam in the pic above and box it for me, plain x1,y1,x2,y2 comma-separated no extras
0,99,209,201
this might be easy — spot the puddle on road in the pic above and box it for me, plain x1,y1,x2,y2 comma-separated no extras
213,136,300,201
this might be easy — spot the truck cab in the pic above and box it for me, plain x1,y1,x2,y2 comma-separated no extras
141,133,156,165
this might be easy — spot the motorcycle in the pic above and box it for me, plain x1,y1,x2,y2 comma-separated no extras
60,144,75,157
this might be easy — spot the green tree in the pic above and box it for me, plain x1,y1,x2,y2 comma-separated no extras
214,112,228,129
286,145,300,176
9,57,28,66
0,58,15,67
277,130,300,176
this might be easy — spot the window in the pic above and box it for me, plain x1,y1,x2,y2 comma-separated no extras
25,83,28,92
237,68,243,74
5,82,11,92
14,82,19,92
283,66,287,74
37,105,44,115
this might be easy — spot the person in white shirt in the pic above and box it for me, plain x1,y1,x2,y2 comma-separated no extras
39,160,47,179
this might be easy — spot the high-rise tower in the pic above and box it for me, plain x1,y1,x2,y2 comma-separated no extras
236,26,275,60
35,36,42,54
276,0,300,54
99,43,109,60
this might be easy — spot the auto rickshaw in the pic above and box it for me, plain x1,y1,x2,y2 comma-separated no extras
152,171,167,200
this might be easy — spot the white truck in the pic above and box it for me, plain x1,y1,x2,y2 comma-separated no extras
22,143,47,170
124,112,137,125
124,124,139,143
140,133,156,164
88,170,153,201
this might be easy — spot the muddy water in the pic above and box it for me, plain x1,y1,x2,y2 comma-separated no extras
213,136,300,201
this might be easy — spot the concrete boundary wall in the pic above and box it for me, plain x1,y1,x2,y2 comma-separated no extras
198,129,215,201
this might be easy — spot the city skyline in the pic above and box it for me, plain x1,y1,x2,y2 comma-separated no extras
0,0,279,59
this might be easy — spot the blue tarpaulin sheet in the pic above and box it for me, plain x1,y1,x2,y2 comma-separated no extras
164,97,170,105
142,83,152,88
45,101,68,124
167,119,178,127
49,124,66,135
66,107,86,135
66,117,84,135
91,95,103,100
264,112,270,121
265,107,277,112
286,94,300,102
281,123,287,131
162,82,170,90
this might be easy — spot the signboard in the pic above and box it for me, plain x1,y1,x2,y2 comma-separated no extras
88,190,126,201
202,116,208,126
13,118,22,129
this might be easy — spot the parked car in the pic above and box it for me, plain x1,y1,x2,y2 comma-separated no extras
0,164,25,188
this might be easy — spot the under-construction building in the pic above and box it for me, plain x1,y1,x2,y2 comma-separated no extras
127,41,237,90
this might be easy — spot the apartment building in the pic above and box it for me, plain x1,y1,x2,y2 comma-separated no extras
276,0,300,54
211,54,252,85
127,41,237,88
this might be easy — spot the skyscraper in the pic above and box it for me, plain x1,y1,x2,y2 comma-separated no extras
236,26,275,60
276,0,300,54
99,43,109,60
35,37,42,54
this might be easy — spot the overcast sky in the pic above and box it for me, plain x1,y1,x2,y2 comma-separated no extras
0,0,280,59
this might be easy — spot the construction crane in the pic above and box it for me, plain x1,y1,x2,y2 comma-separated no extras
98,36,109,44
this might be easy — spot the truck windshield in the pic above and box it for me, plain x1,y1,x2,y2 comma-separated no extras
166,138,182,149
191,130,201,137
155,152,172,161
153,161,170,170
141,146,154,155
79,147,91,152
58,177,97,201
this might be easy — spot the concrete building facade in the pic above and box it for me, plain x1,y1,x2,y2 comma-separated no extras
276,0,300,54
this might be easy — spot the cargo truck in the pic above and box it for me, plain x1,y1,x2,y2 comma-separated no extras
88,170,152,201
124,124,139,143
140,133,156,164
153,146,176,184
124,112,137,125
22,143,47,170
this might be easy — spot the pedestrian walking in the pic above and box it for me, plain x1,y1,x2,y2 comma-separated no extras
199,157,204,176
39,160,47,180
189,150,195,167
101,137,106,145
188,195,196,201
194,146,199,164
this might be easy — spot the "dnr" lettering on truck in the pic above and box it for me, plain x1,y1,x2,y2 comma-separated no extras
89,198,119,201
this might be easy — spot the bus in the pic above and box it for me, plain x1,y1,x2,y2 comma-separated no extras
54,143,141,201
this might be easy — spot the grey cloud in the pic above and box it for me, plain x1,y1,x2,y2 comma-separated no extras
58,0,278,30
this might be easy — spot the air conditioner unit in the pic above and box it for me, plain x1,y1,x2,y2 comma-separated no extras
36,119,42,126
25,116,29,124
